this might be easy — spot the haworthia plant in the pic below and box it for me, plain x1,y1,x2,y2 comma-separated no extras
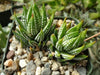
49,19,95,62
14,4,55,49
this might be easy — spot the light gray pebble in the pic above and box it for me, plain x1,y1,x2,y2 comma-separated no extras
65,70,70,75
21,72,26,75
63,65,68,70
77,67,86,75
44,62,51,68
66,20,71,23
52,62,59,71
0,72,5,75
57,62,61,67
21,54,27,59
41,57,48,62
35,66,42,75
26,60,36,75
33,52,39,59
60,66,65,74
41,68,51,75
9,41,18,51
38,51,43,58
49,60,53,65
53,19,58,25
72,70,79,75
19,59,27,68
15,48,23,55
34,58,42,66
68,65,73,72
52,71,60,75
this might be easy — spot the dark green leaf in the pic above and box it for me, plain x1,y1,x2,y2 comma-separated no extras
43,14,54,36
50,34,57,46
61,52,75,60
41,4,47,29
68,45,85,55
73,55,88,60
27,6,32,22
58,18,67,39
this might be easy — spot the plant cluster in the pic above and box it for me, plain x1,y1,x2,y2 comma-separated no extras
14,4,55,49
49,19,95,62
14,4,95,62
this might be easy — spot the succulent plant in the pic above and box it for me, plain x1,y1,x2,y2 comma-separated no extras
13,4,55,49
49,18,95,62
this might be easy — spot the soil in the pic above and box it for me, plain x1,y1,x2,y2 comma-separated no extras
0,1,12,12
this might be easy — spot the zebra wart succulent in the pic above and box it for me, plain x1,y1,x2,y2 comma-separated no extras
14,4,55,49
49,18,95,62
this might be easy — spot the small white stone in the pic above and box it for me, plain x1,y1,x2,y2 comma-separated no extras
66,20,71,23
19,59,27,68
13,36,18,42
41,68,51,75
52,71,60,75
65,70,70,75
57,62,61,67
33,52,39,59
23,49,27,54
72,20,75,23
35,66,42,75
9,40,19,51
60,67,65,74
9,44,16,51
22,54,27,59
41,57,48,62
22,67,26,71
57,19,63,27
17,42,22,47
17,55,22,59
9,46,16,51
0,72,5,75
26,60,36,75
21,72,26,75
68,65,73,72
77,67,86,75
34,58,42,66
53,19,58,25
72,70,79,75
16,48,23,55
13,56,18,61
38,51,43,58
49,60,53,65
63,65,68,70
41,67,45,71
52,62,59,71
17,71,21,75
